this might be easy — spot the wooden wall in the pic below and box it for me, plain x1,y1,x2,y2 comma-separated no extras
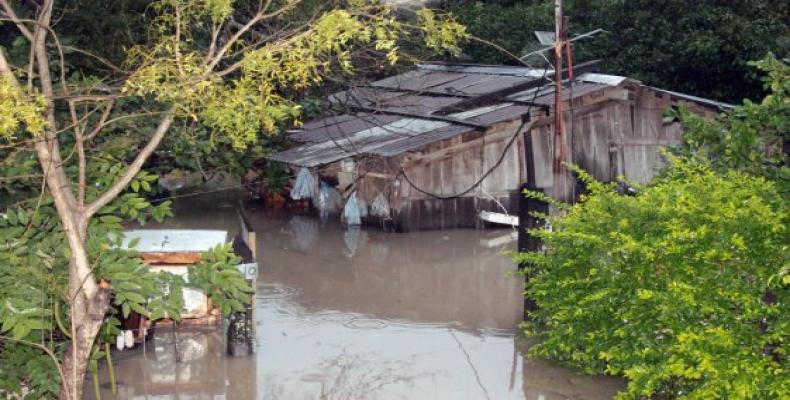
325,84,721,232
391,119,527,231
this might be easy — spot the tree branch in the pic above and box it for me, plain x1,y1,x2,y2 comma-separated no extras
84,110,175,218
84,101,113,141
67,101,87,207
0,0,33,40
204,0,304,71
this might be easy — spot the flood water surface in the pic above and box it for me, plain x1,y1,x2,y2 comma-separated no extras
91,193,623,399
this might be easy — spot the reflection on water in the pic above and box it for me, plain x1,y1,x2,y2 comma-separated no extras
89,191,623,399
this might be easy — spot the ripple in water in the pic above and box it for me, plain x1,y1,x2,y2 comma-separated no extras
256,283,300,300
342,318,389,330
311,310,352,324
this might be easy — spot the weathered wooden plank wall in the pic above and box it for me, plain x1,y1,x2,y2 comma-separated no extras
323,84,721,231
389,119,526,231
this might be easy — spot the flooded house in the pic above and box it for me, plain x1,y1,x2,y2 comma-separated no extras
269,63,731,231
115,210,258,348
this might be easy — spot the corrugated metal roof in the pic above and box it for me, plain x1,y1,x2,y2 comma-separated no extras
270,103,517,166
328,87,465,114
269,63,729,167
371,70,468,92
370,67,540,97
506,81,607,105
289,113,401,143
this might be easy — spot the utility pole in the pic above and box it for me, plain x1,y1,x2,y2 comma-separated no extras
552,0,571,203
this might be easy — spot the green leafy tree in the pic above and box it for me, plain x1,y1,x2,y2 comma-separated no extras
0,1,466,398
515,159,788,399
513,58,789,398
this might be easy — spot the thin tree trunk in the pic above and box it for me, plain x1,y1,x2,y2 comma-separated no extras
58,283,111,400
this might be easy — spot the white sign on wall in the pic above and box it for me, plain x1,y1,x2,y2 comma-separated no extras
235,263,258,281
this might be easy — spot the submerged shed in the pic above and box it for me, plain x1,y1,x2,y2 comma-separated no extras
269,63,730,231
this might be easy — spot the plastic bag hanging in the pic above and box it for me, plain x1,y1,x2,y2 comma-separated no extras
317,181,342,213
343,192,361,225
290,167,316,200
371,193,390,218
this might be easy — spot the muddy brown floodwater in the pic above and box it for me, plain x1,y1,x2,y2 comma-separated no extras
88,191,624,399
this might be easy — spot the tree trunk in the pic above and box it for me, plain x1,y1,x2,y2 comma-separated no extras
58,278,111,400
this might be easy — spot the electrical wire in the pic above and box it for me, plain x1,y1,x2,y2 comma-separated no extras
395,65,553,200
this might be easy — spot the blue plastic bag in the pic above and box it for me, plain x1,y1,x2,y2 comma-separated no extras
290,167,316,200
343,192,361,225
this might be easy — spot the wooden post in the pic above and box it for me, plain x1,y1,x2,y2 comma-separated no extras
519,119,549,319
552,0,573,203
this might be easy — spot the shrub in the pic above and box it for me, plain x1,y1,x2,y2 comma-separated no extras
514,159,789,399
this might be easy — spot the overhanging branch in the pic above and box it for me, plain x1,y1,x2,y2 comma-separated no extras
84,110,175,218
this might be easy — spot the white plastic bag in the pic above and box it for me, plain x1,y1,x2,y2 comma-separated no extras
317,181,342,213
124,329,135,348
343,192,361,225
371,193,390,218
290,167,316,200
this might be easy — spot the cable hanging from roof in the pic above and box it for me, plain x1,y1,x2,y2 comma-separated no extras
395,65,552,200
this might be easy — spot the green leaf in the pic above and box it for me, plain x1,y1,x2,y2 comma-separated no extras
16,209,28,226
99,215,123,224
124,292,146,304
12,322,30,340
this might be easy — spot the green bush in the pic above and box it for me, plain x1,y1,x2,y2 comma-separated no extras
514,159,789,399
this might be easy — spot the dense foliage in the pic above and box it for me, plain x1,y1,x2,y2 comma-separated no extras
445,0,789,102
0,0,467,398
675,54,789,189
0,173,249,398
515,159,788,399
514,56,790,398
